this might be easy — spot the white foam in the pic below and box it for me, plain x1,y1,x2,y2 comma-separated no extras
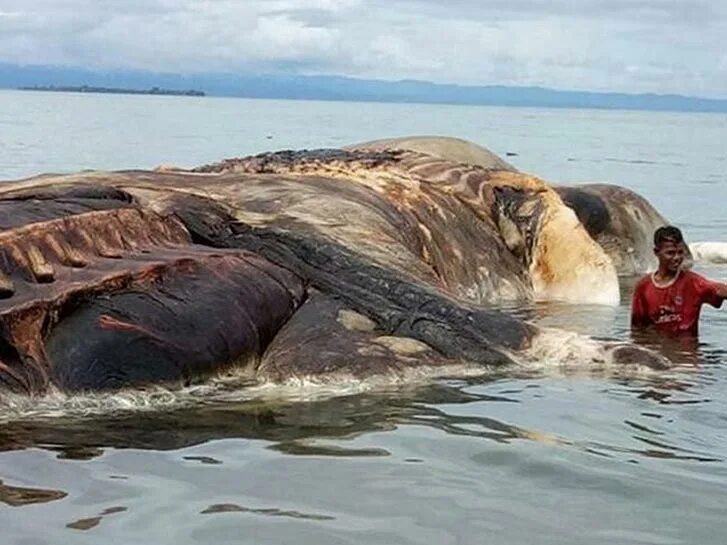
690,242,727,264
250,364,490,401
0,363,489,423
520,327,670,373
0,331,674,422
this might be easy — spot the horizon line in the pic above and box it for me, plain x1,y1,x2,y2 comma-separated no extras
2,62,727,112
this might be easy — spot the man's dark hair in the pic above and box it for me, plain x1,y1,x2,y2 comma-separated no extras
654,225,684,248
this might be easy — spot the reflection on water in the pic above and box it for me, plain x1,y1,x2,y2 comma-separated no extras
630,329,702,367
0,363,726,543
0,373,719,464
0,383,505,459
0,479,67,506
200,504,335,521
504,300,620,338
66,506,128,531
183,455,223,465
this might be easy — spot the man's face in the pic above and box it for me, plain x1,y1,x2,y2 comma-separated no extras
654,240,686,273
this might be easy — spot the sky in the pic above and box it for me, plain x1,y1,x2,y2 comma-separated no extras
0,0,725,98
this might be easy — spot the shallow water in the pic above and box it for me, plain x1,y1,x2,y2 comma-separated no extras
1,90,727,544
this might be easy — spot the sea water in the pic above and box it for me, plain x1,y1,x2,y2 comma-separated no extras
1,89,726,544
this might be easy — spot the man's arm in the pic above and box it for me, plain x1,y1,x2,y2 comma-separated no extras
716,282,727,299
694,274,727,307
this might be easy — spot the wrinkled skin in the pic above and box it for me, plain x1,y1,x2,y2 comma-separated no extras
349,137,674,276
0,138,670,395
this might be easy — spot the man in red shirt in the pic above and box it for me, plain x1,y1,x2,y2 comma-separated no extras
631,226,727,336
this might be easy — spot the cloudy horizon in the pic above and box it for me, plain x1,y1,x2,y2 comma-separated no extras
1,0,725,98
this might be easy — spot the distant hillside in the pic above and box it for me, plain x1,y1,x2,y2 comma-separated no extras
2,63,726,113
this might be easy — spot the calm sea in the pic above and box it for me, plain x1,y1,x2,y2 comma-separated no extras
1,89,726,545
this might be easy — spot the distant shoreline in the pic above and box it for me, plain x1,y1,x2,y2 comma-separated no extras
18,85,205,97
3,63,726,112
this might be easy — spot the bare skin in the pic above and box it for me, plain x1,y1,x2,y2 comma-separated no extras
652,240,686,284
653,240,727,297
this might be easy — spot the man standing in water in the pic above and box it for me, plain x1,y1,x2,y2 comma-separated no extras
631,226,727,336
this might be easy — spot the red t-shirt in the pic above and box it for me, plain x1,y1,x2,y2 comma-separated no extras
631,270,724,335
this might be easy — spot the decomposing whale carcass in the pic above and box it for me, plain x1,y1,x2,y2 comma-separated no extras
352,136,671,277
0,137,671,396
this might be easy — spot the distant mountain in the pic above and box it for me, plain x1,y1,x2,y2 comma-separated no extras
2,63,727,113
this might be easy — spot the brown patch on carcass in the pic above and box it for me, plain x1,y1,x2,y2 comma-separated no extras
0,208,190,285
191,150,534,303
0,200,304,394
97,314,170,342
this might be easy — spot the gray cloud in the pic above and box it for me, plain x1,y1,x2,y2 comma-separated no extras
0,0,725,97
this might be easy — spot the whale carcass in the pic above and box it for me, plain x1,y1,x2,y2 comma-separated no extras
0,137,670,395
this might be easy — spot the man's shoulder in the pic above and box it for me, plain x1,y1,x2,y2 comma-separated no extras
681,269,722,294
634,274,652,291
680,269,710,285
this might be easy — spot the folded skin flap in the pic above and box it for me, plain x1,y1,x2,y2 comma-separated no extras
44,254,305,392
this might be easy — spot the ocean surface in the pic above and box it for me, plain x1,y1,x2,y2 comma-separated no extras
1,89,726,544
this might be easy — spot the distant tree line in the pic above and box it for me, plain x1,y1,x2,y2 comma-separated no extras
18,85,205,97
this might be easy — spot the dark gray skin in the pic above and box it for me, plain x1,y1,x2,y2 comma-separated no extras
554,184,676,276
0,146,669,396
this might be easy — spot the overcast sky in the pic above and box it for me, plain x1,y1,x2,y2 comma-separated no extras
1,0,725,97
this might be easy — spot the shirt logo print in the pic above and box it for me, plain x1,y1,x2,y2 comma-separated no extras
656,304,681,324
